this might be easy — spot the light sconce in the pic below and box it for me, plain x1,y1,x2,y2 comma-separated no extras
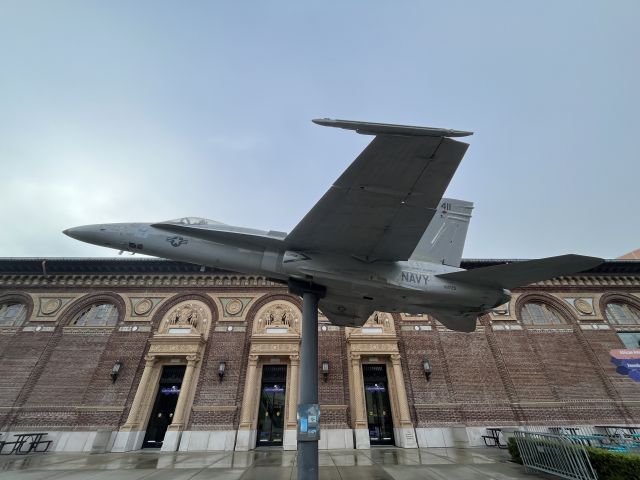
111,360,123,383
218,361,226,381
322,360,329,381
423,356,432,381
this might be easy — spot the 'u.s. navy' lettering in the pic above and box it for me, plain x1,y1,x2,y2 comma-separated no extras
401,271,429,285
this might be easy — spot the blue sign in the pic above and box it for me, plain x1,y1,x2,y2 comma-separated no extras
366,384,386,393
161,386,181,395
264,385,284,393
610,350,640,383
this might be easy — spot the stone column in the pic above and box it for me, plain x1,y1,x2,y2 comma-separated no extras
123,355,157,429
350,354,366,428
236,354,260,451
161,355,200,452
284,354,300,450
239,354,260,429
350,353,369,449
169,355,199,429
113,355,157,452
390,353,417,448
287,354,300,428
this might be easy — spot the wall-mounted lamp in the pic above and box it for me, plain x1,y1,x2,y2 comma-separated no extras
322,360,329,381
423,356,432,381
111,361,123,383
218,361,226,381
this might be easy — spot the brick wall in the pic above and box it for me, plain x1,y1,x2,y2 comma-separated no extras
1,262,640,436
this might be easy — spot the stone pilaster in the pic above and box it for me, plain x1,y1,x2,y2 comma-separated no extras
123,355,157,429
169,355,199,429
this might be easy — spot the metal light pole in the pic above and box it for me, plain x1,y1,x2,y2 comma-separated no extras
289,280,325,480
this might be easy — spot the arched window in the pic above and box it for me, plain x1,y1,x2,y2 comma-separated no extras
71,303,119,327
605,302,640,325
520,302,566,325
0,302,27,326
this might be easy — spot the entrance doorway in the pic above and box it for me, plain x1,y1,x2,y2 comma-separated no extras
142,365,186,449
256,364,287,446
363,364,395,445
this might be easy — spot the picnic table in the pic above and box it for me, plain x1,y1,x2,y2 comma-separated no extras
595,425,639,436
482,428,507,448
0,433,52,455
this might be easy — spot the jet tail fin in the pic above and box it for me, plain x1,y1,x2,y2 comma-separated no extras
409,198,473,267
437,254,604,289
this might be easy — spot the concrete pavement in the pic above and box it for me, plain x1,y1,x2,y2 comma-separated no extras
0,446,546,479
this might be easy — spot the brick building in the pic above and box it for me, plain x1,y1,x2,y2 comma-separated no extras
0,257,639,453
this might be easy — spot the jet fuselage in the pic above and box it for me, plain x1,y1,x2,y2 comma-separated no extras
64,222,510,321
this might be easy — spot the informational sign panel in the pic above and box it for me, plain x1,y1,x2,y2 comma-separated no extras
610,349,640,382
297,403,320,441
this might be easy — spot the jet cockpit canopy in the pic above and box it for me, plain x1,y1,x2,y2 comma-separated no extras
163,217,225,226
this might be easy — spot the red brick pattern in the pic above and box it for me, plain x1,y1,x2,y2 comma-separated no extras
1,270,640,435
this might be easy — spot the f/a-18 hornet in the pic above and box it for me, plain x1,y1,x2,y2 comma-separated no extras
65,119,603,332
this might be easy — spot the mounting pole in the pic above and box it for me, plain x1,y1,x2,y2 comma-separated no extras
288,280,326,480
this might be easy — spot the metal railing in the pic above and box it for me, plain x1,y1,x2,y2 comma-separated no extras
513,431,597,480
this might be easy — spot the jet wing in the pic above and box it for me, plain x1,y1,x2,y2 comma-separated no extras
285,119,472,262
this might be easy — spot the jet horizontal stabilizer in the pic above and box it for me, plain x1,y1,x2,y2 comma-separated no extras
312,118,473,137
436,254,604,289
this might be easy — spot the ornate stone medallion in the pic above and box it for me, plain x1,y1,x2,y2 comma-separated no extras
41,298,62,315
225,298,243,316
134,298,153,316
574,298,594,315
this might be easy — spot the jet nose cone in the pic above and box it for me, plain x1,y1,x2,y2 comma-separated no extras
63,227,80,239
63,225,105,245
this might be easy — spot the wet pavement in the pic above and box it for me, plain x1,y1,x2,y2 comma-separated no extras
0,446,546,479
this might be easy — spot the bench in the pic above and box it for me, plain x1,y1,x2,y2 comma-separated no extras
482,428,507,449
0,433,52,455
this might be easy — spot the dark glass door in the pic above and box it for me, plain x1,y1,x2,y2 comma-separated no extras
142,365,186,449
363,364,395,445
256,365,287,446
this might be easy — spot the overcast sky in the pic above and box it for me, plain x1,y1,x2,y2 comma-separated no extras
1,1,638,260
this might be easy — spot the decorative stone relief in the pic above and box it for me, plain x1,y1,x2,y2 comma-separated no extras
350,312,395,335
129,297,164,318
35,296,74,318
159,300,210,335
149,343,200,353
563,297,595,316
253,301,301,334
219,297,253,318
251,343,298,353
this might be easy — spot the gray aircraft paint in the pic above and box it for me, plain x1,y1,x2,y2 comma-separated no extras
64,120,603,332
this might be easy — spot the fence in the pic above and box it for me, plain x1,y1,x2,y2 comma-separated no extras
513,431,597,480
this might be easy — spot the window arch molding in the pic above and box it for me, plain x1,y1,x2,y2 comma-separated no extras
0,292,33,327
599,293,640,325
151,293,218,332
515,293,577,326
60,292,125,327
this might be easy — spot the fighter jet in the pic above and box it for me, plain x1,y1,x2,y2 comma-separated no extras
64,119,603,332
